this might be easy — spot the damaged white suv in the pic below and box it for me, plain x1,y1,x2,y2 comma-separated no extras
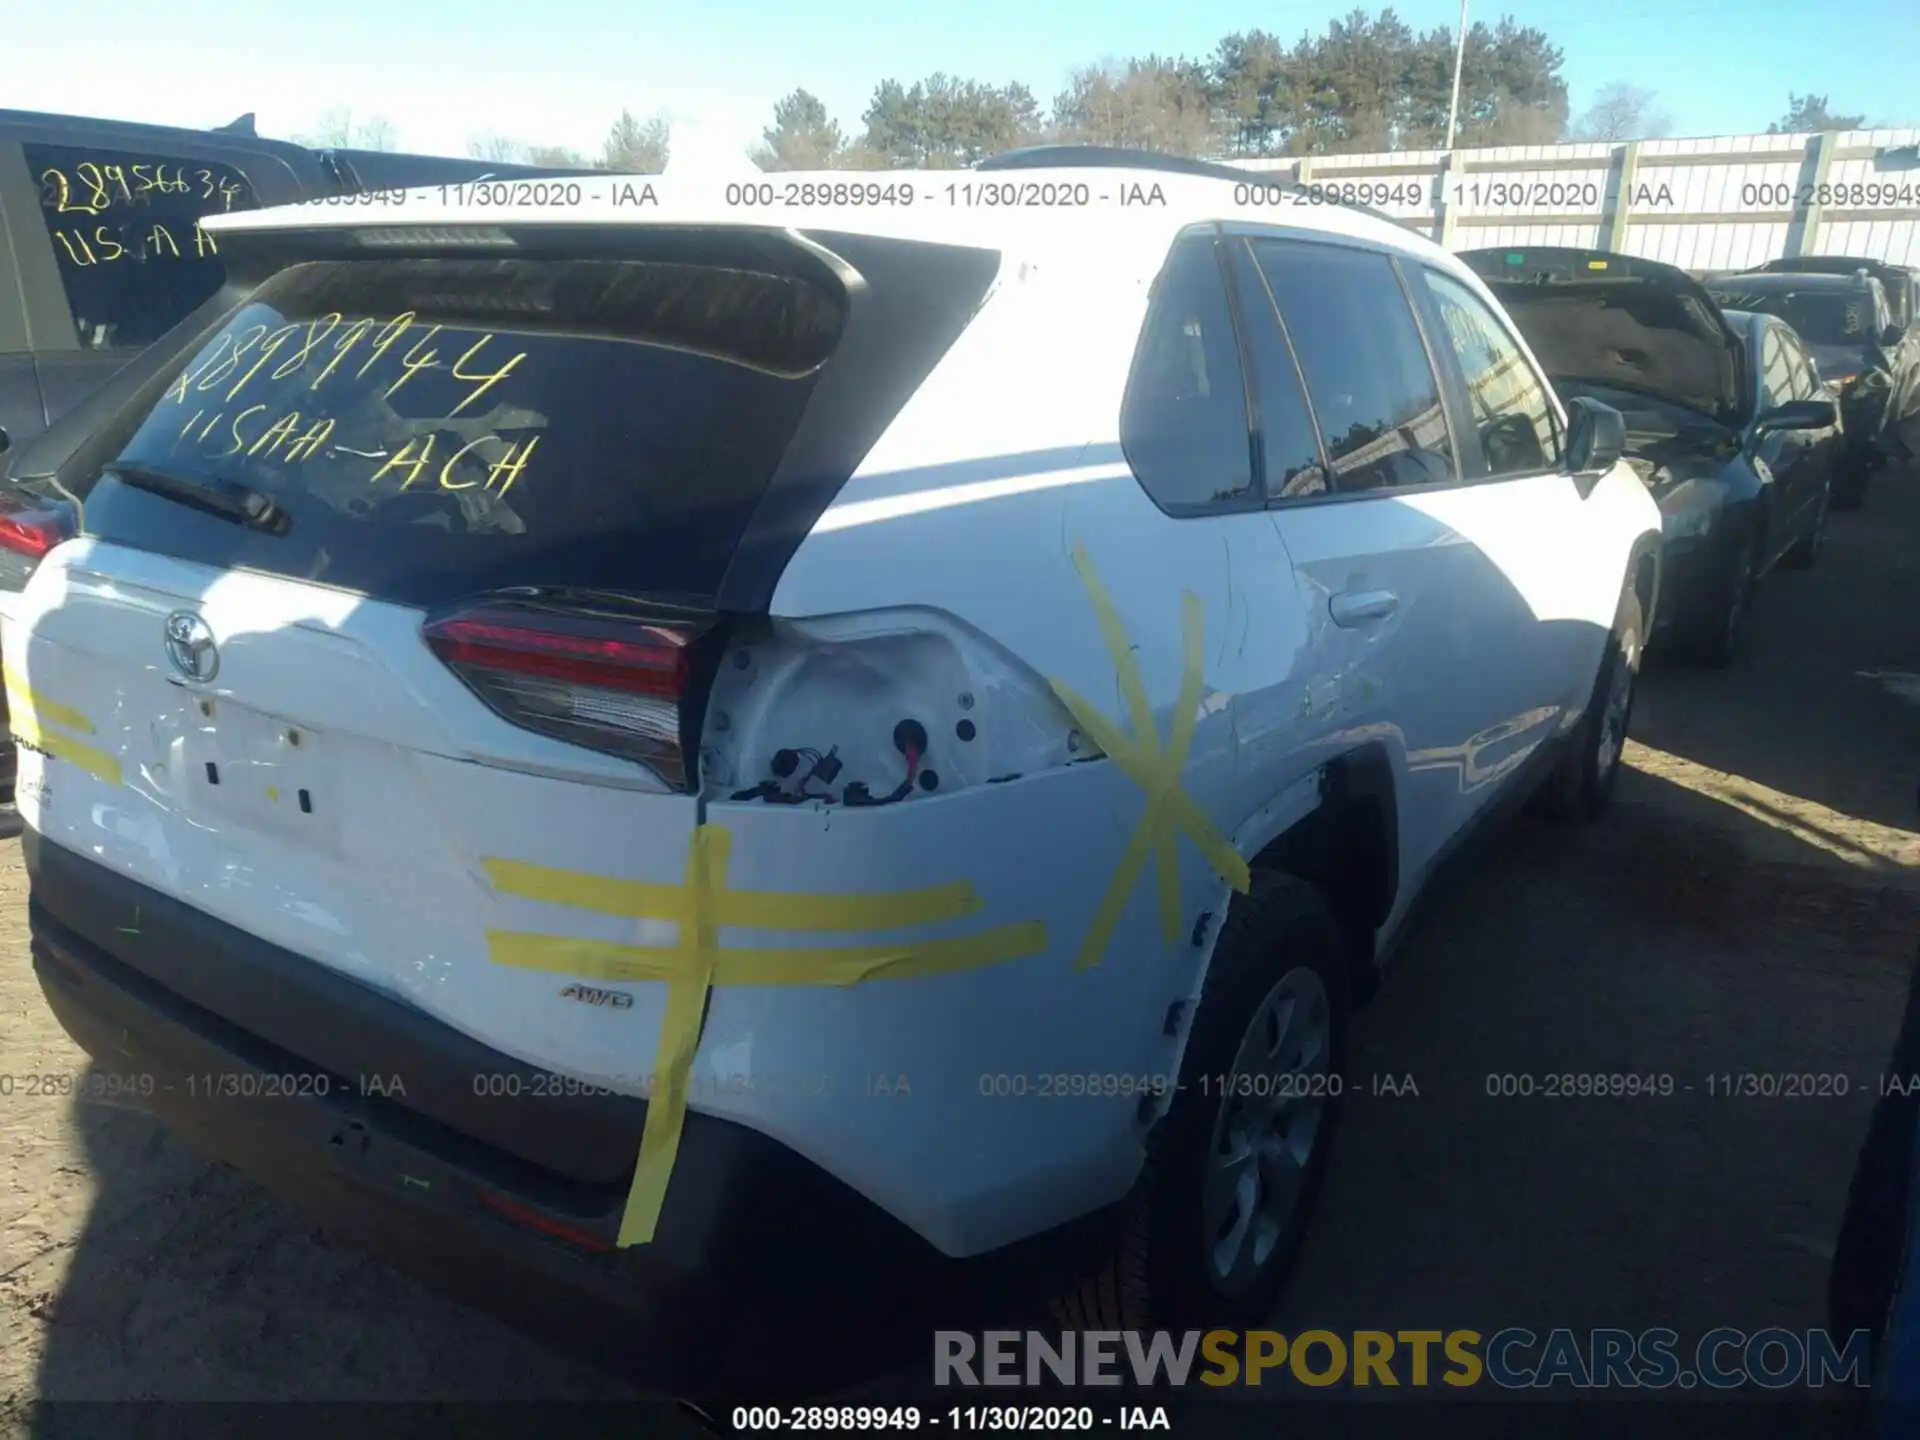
4,150,1662,1399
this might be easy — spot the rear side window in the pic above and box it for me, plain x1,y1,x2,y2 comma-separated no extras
25,143,260,352
1419,270,1561,479
82,257,845,608
1249,240,1455,494
1120,238,1256,513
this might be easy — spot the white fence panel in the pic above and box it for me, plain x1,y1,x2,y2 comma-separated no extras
1230,128,1920,273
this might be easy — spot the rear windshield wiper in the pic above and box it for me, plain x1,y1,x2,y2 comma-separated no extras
106,463,291,536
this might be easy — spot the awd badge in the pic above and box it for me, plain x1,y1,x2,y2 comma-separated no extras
560,983,634,1010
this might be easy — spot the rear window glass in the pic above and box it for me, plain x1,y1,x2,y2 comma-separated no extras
26,142,259,352
82,258,844,608
1706,286,1874,349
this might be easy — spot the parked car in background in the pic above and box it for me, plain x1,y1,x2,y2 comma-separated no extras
1463,247,1839,668
8,164,1663,1401
0,107,601,455
1703,269,1915,507
1752,254,1919,334
1744,255,1920,471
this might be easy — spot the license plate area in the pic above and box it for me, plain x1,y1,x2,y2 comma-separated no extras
173,694,338,846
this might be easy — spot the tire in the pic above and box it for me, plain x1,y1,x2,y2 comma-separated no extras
1541,586,1643,824
1055,871,1349,1335
1691,529,1756,671
1782,485,1829,571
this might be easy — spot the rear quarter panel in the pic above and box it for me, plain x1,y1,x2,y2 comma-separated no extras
753,245,1326,1253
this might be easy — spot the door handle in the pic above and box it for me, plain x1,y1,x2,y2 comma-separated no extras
1329,589,1400,627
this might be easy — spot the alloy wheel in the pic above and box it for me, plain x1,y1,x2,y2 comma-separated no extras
1201,965,1332,1297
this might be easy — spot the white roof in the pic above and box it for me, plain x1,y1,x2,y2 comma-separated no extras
202,165,1453,277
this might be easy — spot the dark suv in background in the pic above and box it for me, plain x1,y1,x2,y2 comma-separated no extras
1703,268,1919,508
0,107,598,806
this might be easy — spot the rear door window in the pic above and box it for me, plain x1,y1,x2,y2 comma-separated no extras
1247,239,1455,494
24,143,261,352
81,257,846,608
1220,242,1328,499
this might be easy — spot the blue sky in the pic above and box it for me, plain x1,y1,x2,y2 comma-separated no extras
12,0,1916,162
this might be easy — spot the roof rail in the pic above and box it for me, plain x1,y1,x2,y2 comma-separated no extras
974,144,1409,230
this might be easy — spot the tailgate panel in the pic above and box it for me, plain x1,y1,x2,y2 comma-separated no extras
10,541,699,1108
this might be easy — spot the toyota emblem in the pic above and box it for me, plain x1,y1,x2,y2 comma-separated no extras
164,611,219,684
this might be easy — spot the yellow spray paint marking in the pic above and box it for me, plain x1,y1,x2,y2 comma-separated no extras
1046,541,1251,970
3,667,93,734
483,826,1047,1248
3,667,123,788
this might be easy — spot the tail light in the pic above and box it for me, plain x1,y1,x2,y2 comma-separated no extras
422,596,716,789
0,494,75,593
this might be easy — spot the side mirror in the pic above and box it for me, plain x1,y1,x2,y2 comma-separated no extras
1752,398,1837,435
1565,396,1625,494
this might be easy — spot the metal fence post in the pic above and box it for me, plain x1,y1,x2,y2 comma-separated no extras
1437,151,1465,248
1600,140,1639,253
1789,131,1838,257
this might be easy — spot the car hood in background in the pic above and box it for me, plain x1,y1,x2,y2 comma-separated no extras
1460,247,1745,425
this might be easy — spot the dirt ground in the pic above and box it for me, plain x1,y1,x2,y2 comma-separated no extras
2,465,1918,1429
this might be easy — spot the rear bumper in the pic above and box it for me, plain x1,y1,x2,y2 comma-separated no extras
25,828,1125,1398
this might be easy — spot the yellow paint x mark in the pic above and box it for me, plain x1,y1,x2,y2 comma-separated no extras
483,828,1046,1248
1046,541,1250,970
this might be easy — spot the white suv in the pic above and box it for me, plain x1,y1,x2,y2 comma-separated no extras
4,155,1663,1400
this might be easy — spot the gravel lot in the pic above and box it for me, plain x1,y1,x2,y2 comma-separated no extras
2,467,1918,1434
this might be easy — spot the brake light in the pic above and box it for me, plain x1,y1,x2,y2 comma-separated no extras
0,499,72,592
423,599,713,789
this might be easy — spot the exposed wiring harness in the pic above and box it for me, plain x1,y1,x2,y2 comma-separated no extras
729,720,933,808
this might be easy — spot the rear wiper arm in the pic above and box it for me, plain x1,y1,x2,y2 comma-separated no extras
107,464,291,535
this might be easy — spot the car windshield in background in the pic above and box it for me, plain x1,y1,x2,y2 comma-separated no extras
1705,287,1873,349
87,257,845,607
25,142,260,352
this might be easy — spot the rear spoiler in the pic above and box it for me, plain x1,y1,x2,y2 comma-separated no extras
323,149,609,192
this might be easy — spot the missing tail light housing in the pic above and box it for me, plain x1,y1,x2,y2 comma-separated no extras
0,493,76,593
423,594,719,790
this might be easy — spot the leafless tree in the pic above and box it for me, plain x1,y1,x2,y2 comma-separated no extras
1573,83,1673,142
